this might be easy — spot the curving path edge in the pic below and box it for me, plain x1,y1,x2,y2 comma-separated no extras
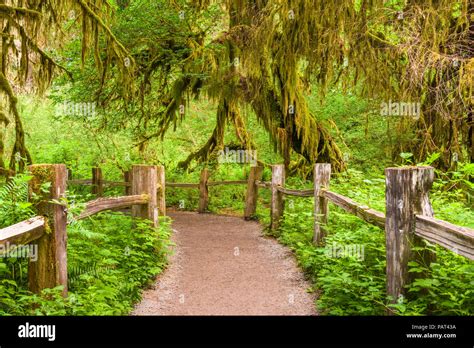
132,211,317,315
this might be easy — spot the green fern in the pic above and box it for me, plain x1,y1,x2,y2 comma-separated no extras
68,262,113,291
0,174,35,227
0,175,31,202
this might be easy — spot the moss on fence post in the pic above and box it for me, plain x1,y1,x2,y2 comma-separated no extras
28,164,68,296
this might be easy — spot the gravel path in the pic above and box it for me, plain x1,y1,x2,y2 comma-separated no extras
132,211,317,315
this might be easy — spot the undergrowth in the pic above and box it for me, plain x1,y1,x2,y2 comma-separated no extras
278,168,474,315
0,175,171,316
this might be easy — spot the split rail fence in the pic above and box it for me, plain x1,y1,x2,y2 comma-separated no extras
0,163,473,308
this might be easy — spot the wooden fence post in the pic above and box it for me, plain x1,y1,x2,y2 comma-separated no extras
131,165,158,227
124,170,132,196
92,167,103,197
385,166,435,306
28,164,68,296
157,165,166,216
313,163,331,245
198,168,209,213
270,164,285,232
244,165,264,220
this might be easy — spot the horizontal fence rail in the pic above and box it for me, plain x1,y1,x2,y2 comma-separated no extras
321,189,386,229
68,179,131,187
208,180,247,186
167,180,247,188
276,186,313,197
105,181,131,187
0,216,46,251
67,179,92,185
166,182,199,188
255,180,271,189
415,215,474,260
76,194,150,221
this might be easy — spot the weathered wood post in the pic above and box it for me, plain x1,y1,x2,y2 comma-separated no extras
124,170,132,196
385,166,435,306
92,167,103,197
270,164,285,232
313,163,331,245
157,165,166,216
198,168,209,213
67,168,72,180
131,165,158,227
244,165,264,220
28,164,68,296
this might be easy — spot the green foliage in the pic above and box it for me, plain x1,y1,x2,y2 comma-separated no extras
398,251,474,315
1,0,472,319
279,199,388,315
433,162,474,206
0,174,171,315
400,152,414,164
417,152,441,166
307,90,393,173
277,171,474,316
0,174,35,227
0,213,171,315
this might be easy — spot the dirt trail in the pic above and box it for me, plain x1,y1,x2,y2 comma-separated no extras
132,211,316,315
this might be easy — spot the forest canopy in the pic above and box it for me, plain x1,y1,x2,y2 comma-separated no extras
0,0,473,175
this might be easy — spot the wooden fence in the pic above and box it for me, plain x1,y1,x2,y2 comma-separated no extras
162,162,473,305
0,162,473,309
246,164,474,307
0,164,161,296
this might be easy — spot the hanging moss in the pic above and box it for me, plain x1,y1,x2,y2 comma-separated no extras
2,0,471,173
0,0,137,176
